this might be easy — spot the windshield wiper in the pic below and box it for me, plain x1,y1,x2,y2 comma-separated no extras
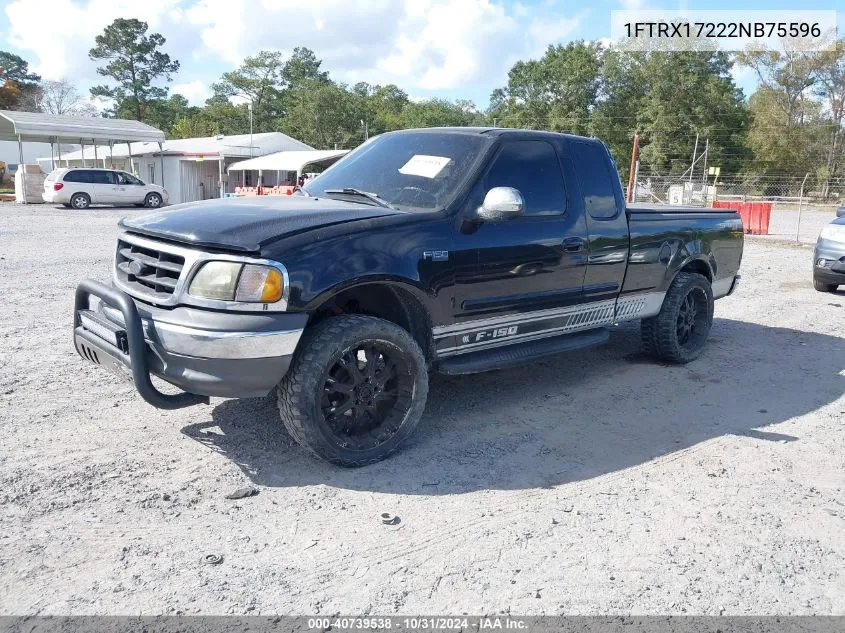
322,188,394,209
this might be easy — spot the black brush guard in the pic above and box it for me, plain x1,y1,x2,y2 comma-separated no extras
74,279,209,410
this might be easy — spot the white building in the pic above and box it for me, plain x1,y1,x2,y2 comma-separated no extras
1,140,81,166
37,132,313,204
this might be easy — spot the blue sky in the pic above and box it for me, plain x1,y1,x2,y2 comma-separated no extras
0,0,840,111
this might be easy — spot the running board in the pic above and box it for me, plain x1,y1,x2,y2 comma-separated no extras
435,328,610,375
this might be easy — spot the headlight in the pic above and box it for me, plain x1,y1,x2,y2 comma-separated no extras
820,224,845,243
188,262,284,303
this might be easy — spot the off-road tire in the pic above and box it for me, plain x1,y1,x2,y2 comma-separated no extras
813,278,838,293
70,193,90,209
145,192,163,208
641,272,714,364
277,315,428,467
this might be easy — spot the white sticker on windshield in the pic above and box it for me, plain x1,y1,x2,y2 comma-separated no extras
398,154,451,179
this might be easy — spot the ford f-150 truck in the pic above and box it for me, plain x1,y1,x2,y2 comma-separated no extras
74,128,743,466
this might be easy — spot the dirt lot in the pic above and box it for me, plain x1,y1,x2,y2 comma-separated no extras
1,204,844,615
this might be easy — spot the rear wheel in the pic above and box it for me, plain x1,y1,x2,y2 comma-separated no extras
813,278,838,293
144,192,163,208
70,193,90,209
277,315,428,466
641,272,714,363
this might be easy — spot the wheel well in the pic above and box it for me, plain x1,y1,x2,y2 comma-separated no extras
309,284,434,361
679,259,712,283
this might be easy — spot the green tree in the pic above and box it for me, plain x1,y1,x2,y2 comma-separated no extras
737,45,823,125
0,51,41,111
746,87,827,183
171,114,218,139
632,51,749,176
590,48,645,178
402,98,483,128
89,18,180,122
281,79,363,148
144,94,198,135
813,40,845,197
201,95,250,135
489,41,603,134
212,50,285,130
354,82,410,136
737,43,835,186
282,47,329,87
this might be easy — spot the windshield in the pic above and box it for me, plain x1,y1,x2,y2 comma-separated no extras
304,131,492,211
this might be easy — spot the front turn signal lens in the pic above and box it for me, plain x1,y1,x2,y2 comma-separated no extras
235,265,283,303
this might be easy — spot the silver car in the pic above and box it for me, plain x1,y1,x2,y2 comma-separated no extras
813,207,845,293
43,167,168,210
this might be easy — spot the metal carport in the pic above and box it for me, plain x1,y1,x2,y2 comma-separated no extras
0,110,165,203
227,149,350,186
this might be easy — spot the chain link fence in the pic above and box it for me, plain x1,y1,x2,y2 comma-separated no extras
627,174,845,210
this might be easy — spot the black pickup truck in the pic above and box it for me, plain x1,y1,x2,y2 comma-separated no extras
74,128,743,466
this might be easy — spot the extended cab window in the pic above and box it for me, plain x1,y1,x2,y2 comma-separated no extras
483,141,565,216
571,141,618,219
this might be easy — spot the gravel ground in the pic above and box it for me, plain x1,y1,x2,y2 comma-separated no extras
1,203,844,616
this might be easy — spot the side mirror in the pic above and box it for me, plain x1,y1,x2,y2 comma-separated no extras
477,187,525,222
836,207,845,218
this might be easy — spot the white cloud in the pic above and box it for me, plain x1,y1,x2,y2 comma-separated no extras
619,0,644,8
6,0,584,101
5,0,191,80
171,79,212,105
528,14,585,56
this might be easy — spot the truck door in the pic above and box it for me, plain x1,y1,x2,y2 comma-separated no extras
564,140,629,304
453,139,589,320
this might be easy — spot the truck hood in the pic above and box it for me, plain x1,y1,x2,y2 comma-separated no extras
119,195,404,252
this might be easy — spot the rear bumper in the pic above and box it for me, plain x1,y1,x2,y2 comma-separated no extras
74,280,307,408
42,190,67,203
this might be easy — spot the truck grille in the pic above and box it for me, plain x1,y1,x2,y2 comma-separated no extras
115,238,185,301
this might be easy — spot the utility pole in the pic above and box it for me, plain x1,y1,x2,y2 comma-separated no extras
626,133,639,203
701,138,709,204
689,133,699,183
248,102,254,157
360,119,368,141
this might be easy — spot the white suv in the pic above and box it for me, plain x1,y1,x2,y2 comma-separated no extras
43,168,169,209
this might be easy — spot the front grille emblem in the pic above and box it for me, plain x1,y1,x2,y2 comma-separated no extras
127,260,146,276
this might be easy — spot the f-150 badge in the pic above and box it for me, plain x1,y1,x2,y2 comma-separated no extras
461,325,519,344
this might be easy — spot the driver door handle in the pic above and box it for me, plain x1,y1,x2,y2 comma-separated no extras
562,237,586,252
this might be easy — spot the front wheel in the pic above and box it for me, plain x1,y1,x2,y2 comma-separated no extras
277,315,428,466
641,272,714,363
813,278,838,293
145,192,163,208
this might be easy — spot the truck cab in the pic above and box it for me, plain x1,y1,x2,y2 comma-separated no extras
74,128,743,466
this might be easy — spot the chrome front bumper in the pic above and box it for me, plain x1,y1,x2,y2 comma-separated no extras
74,280,307,407
99,304,302,359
